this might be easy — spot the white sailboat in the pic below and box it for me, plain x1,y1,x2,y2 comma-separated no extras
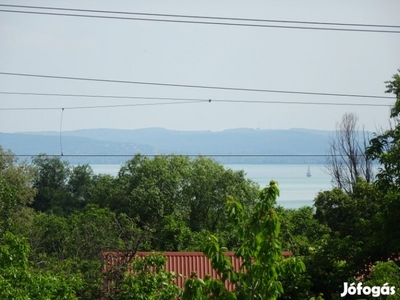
306,165,311,177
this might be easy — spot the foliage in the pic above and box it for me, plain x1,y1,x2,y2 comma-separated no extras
366,68,400,260
154,212,195,251
88,173,117,208
31,155,95,215
0,147,37,233
385,68,400,117
0,231,82,299
306,69,400,298
115,252,182,300
99,155,259,251
183,272,235,300
26,205,150,299
309,179,390,297
31,155,72,215
367,68,400,188
364,261,400,299
0,178,17,234
182,157,258,234
183,181,305,300
0,146,37,206
114,155,190,226
276,205,329,255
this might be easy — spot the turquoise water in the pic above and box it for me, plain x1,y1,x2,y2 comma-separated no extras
90,164,332,209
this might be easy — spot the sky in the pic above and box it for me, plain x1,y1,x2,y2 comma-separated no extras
1,0,399,133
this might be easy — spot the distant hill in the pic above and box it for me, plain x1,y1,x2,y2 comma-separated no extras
0,132,158,164
0,128,336,164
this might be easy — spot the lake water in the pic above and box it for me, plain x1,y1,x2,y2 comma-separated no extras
90,164,333,209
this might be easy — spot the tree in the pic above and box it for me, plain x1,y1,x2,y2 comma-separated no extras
153,212,195,251
384,68,400,114
88,173,118,208
366,68,400,260
0,231,82,299
0,178,17,234
307,69,400,298
115,252,182,300
31,155,71,214
0,146,37,206
310,178,392,297
182,157,258,235
68,164,94,205
108,155,259,251
115,155,190,227
276,205,329,256
367,68,400,187
364,261,400,299
31,156,96,215
326,112,374,193
28,205,151,299
0,147,37,234
183,181,305,300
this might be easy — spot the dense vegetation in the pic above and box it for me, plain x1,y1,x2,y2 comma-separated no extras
0,70,399,299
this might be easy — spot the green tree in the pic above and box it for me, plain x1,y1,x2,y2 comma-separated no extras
0,178,17,234
115,155,190,227
310,179,385,298
183,181,305,300
366,68,400,259
68,164,94,205
28,205,151,299
31,156,97,215
115,252,182,300
0,231,82,299
182,157,259,234
0,147,37,233
31,155,71,215
0,146,37,206
306,69,400,298
364,261,400,299
107,155,259,251
88,173,118,208
154,212,195,251
276,205,329,256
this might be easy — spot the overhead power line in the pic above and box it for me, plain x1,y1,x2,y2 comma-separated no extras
0,91,197,100
2,4,399,29
0,72,393,99
0,100,206,110
0,4,399,33
0,93,392,110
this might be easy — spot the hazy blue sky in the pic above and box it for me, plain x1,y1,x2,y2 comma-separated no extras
1,0,399,133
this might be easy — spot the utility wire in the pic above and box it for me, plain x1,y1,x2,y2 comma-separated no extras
0,101,392,111
0,91,394,107
0,91,200,101
0,4,399,33
1,9,398,33
0,100,207,111
2,4,399,29
0,72,393,99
